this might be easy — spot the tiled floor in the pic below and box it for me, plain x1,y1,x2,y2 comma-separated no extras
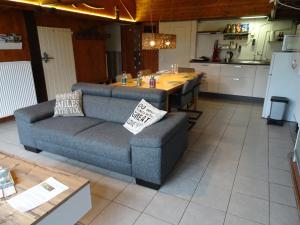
0,97,299,225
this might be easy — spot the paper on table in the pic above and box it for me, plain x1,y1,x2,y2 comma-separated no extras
7,177,69,213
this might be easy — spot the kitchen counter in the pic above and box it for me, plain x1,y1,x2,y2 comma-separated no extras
190,59,270,65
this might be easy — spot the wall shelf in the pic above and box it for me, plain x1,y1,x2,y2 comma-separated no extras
223,33,249,40
0,42,22,50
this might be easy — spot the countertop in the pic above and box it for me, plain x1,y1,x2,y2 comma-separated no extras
190,59,270,66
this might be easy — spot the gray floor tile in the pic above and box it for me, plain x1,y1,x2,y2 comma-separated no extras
115,183,157,211
237,161,268,181
134,214,172,225
228,192,269,225
224,214,264,225
270,183,297,207
89,202,140,225
179,202,225,225
233,175,269,200
200,167,236,190
145,192,189,225
79,195,110,225
270,202,300,225
269,168,292,187
160,176,198,200
191,183,231,211
269,156,291,171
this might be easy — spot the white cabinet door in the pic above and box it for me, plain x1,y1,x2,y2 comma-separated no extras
219,64,255,96
253,66,269,98
219,77,254,96
221,64,256,77
190,63,221,93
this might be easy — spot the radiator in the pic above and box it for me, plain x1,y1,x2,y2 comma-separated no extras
0,61,37,118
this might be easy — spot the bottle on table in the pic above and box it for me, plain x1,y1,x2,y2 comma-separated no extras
136,72,142,86
149,75,156,88
121,72,127,85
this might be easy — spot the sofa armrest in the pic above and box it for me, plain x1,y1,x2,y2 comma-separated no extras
130,112,188,148
14,100,55,123
130,112,188,185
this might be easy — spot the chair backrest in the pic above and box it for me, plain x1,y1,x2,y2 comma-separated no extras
116,73,132,82
178,67,195,73
139,69,152,76
182,79,196,95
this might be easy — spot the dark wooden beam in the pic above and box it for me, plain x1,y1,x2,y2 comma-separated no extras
23,11,48,103
291,161,300,212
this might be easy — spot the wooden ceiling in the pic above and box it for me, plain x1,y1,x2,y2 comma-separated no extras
3,0,299,22
135,0,273,21
0,0,136,22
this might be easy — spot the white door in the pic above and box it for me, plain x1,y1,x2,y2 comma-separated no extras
38,27,77,100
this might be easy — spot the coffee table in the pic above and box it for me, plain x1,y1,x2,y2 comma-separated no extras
0,152,91,225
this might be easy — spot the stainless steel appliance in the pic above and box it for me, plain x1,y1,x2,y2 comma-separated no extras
282,35,300,52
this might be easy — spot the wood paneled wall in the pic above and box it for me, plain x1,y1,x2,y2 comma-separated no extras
141,50,158,73
0,9,30,62
35,13,108,83
136,0,272,21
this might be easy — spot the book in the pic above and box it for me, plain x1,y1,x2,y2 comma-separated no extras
0,167,16,198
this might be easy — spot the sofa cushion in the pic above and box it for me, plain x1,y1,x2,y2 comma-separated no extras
112,86,166,109
73,122,133,163
82,95,141,123
31,117,103,146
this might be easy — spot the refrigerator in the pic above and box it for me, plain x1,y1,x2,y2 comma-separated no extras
262,52,300,122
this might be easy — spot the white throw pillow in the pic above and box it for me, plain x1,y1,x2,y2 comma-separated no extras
124,99,167,135
54,90,84,117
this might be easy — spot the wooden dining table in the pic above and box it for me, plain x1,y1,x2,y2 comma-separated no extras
111,72,200,111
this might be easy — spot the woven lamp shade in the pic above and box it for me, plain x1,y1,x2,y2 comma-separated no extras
142,33,176,50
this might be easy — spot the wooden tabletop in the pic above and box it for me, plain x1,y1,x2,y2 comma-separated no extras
112,72,199,93
0,152,89,225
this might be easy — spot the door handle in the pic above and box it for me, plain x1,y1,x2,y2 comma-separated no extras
234,65,242,68
41,52,54,63
233,78,240,81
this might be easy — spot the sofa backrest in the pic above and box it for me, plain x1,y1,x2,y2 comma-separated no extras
72,83,167,123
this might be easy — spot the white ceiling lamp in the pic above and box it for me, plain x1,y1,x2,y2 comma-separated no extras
240,16,269,19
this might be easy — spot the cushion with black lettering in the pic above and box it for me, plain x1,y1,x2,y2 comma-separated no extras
123,99,167,135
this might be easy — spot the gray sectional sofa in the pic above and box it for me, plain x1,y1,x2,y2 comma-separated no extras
14,83,188,189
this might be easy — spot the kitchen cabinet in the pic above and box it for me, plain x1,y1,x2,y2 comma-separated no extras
190,63,220,93
219,64,256,96
253,66,270,98
190,62,269,98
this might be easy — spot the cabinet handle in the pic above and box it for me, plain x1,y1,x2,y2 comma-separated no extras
234,65,242,68
201,64,209,66
233,78,240,81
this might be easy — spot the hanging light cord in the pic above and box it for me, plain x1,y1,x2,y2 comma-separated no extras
150,0,154,35
276,0,300,11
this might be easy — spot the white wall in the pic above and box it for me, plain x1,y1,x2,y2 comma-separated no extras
196,19,296,61
159,21,197,70
105,23,122,52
